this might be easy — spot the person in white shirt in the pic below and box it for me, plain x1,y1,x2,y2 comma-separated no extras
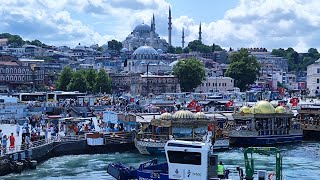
16,123,20,136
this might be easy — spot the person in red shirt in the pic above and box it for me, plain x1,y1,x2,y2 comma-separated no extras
84,124,89,132
9,133,15,150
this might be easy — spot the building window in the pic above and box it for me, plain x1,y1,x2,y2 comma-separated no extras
318,68,320,73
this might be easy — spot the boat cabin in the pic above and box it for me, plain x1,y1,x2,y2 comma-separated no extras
165,140,218,180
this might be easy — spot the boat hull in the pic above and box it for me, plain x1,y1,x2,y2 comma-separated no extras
303,129,320,141
229,134,303,147
135,139,229,155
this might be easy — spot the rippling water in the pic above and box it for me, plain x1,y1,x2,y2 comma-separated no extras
3,142,320,180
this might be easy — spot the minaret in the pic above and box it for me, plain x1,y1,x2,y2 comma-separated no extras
199,22,202,42
182,28,185,48
150,14,155,46
168,6,172,46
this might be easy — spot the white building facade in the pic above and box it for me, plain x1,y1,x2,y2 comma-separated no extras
307,59,320,96
195,76,234,93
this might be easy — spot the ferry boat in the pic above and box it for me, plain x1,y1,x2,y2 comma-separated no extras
107,138,285,180
134,110,229,155
229,100,302,147
297,103,320,140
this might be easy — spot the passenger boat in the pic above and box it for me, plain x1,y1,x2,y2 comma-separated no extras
134,110,229,155
229,100,302,147
297,103,320,140
107,137,285,180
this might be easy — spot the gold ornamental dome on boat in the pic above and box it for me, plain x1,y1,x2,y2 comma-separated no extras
195,112,208,120
240,106,251,114
160,112,173,120
172,110,195,120
275,106,286,113
252,100,275,114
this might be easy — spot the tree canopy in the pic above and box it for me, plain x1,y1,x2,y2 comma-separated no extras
55,68,112,94
187,40,223,53
0,33,48,48
173,58,205,92
67,70,89,93
272,47,320,71
225,49,260,91
55,66,73,91
94,69,112,94
108,40,123,52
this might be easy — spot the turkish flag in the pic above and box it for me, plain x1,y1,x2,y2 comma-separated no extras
226,100,234,108
290,98,299,107
279,88,284,94
196,106,202,112
187,100,197,109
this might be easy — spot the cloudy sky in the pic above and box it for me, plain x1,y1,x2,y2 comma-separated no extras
1,0,320,52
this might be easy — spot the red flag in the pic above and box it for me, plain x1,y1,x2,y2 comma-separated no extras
130,98,134,103
279,88,284,94
187,100,197,109
196,106,202,112
290,98,299,107
225,100,234,108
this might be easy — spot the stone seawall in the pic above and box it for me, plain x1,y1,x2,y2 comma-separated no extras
0,141,135,176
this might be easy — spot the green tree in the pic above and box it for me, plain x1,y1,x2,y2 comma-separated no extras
187,40,202,52
30,39,43,47
67,70,89,93
85,68,97,92
108,40,123,52
56,66,73,91
94,69,112,94
167,46,175,53
173,58,205,92
225,49,260,91
183,47,190,53
175,47,183,54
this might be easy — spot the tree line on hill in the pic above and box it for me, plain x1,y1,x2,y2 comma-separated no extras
272,47,320,72
167,40,224,54
55,67,112,94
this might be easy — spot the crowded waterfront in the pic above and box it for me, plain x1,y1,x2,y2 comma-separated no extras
0,90,320,179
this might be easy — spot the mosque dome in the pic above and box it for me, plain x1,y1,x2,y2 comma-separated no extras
160,113,172,120
134,23,151,32
157,49,163,54
275,106,286,113
240,106,251,114
169,60,179,67
253,100,275,114
172,110,195,120
120,48,129,53
133,45,158,55
195,112,207,120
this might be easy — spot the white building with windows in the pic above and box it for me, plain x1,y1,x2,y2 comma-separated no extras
307,59,320,96
195,76,235,93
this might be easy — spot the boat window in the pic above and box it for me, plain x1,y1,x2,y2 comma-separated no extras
167,151,201,165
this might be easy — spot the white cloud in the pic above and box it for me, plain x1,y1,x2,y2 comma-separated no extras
171,0,320,52
1,0,320,52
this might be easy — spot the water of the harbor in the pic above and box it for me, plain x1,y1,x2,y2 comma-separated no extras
2,142,320,180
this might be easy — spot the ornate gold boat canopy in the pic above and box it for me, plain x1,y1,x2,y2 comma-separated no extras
150,110,214,127
234,100,294,119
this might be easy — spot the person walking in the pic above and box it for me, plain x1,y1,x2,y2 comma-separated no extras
16,123,20,136
9,133,15,151
2,135,8,154
0,129,3,142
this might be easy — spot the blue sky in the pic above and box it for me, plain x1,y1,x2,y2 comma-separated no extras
1,0,320,52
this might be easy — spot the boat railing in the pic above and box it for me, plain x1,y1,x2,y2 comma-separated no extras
104,132,134,144
229,130,258,137
137,133,170,142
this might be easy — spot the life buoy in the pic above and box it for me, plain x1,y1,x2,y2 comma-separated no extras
268,171,276,180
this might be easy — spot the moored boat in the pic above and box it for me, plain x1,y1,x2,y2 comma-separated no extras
229,100,302,147
134,110,229,155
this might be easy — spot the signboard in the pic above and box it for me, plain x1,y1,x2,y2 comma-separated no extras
103,111,118,123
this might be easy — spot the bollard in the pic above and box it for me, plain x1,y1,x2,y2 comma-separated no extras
29,160,37,170
16,162,23,174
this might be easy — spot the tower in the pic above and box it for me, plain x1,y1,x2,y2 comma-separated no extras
168,6,172,46
199,22,202,42
182,28,185,48
150,13,155,46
